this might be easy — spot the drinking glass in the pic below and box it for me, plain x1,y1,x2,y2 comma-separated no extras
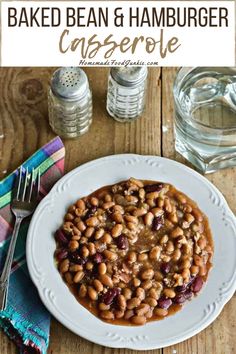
173,67,236,174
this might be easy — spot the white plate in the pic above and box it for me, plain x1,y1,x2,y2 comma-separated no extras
26,154,236,350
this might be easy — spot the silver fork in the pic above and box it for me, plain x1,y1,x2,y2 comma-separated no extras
0,166,40,311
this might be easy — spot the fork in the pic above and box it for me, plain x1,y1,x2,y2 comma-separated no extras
0,166,40,311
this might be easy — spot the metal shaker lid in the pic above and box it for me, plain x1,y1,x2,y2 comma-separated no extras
50,67,89,100
110,67,148,87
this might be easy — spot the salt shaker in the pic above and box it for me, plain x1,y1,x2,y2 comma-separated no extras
48,67,92,138
106,67,148,122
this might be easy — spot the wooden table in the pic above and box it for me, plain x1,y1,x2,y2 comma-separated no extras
0,67,235,354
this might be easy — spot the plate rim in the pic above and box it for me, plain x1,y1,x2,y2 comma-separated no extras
26,153,236,350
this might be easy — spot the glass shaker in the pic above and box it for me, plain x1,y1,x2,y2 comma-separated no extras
48,67,92,138
106,67,148,122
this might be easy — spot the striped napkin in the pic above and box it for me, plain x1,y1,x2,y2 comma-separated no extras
0,137,65,354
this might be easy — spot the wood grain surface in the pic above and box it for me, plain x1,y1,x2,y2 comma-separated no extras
0,67,235,354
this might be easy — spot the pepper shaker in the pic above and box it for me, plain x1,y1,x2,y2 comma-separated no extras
48,67,92,138
106,67,148,122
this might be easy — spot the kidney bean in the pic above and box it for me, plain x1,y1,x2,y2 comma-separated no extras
152,216,164,231
173,294,186,304
145,183,163,193
116,235,129,250
56,249,68,261
184,289,193,300
102,288,120,305
191,276,203,293
69,252,86,265
176,284,187,293
160,262,171,275
55,229,69,245
158,297,172,309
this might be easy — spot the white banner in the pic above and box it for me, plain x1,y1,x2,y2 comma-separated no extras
1,1,235,66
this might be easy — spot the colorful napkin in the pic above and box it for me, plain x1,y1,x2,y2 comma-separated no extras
0,137,65,354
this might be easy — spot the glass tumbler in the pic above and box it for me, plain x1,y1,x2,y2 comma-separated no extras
173,67,236,174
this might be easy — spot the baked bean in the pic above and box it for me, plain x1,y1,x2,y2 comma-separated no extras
81,246,89,258
175,193,186,204
79,236,87,244
160,235,168,245
64,272,73,284
157,197,164,208
123,288,132,300
164,198,172,213
88,286,98,301
151,208,164,217
146,199,156,208
138,253,148,262
168,212,178,224
63,221,74,233
85,262,93,271
127,222,137,231
149,287,161,300
65,213,74,221
117,295,127,310
190,265,199,275
59,259,69,273
85,227,95,238
101,233,112,244
127,251,137,263
114,310,125,319
136,303,150,316
143,212,154,226
73,271,85,283
163,288,176,298
139,188,145,199
104,193,112,202
78,284,87,298
198,237,207,249
75,208,84,217
149,246,161,261
86,216,99,227
94,228,104,240
136,287,145,300
185,213,195,224
103,201,115,210
72,226,81,236
124,309,134,320
172,249,181,261
103,250,118,261
130,178,144,188
199,265,207,276
98,263,107,275
192,208,203,222
90,197,99,206
113,205,124,214
146,191,160,199
162,255,171,263
171,226,184,238
88,242,96,255
142,280,153,290
99,274,113,287
76,199,86,210
100,310,114,320
141,268,154,280
166,241,174,253
69,264,83,272
93,279,104,292
124,215,138,224
133,208,147,217
154,308,168,317
133,278,141,287
145,297,157,307
111,224,123,238
68,205,76,213
131,315,146,325
112,212,123,223
127,297,141,309
193,254,203,267
76,220,86,232
182,268,190,280
68,240,79,251
98,303,110,310
154,271,163,281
